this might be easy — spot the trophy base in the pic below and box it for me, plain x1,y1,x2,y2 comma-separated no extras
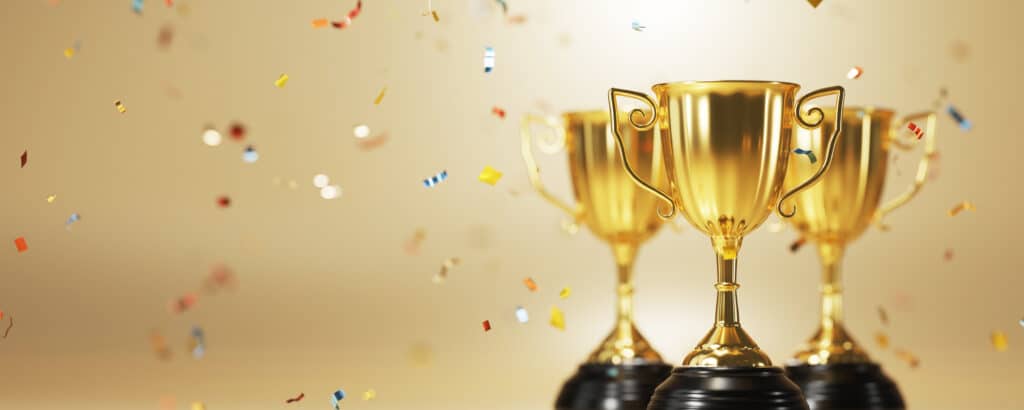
555,362,672,410
646,366,809,410
785,363,905,410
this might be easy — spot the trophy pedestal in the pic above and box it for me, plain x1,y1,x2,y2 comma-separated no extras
646,367,809,410
555,362,672,410
785,363,905,410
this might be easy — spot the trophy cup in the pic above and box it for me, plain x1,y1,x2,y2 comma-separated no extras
607,81,846,410
521,109,673,410
782,106,936,410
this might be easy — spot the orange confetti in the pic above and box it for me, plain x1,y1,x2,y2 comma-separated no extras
13,237,27,253
312,18,328,28
948,201,976,216
874,332,889,349
523,277,538,292
491,106,506,119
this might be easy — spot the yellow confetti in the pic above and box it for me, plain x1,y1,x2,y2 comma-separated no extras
559,287,571,299
807,0,823,7
478,166,503,186
274,73,289,88
363,389,376,401
114,100,126,113
374,87,387,105
948,200,976,216
190,403,205,410
63,48,74,59
549,306,565,330
431,10,439,22
992,330,1008,352
874,332,889,349
46,195,56,203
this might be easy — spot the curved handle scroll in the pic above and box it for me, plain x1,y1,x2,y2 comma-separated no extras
520,114,580,219
873,111,938,227
607,88,675,219
777,85,846,218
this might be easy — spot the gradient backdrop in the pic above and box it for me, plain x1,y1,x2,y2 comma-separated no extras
1,1,1021,409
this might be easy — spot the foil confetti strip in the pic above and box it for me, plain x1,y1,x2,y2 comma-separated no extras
20,150,27,168
483,46,495,73
285,393,304,404
423,170,448,187
946,104,972,131
793,148,817,164
374,87,387,105
331,389,346,410
947,200,976,216
907,122,924,139
330,0,363,29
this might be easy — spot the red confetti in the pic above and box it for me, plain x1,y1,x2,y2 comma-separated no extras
491,107,506,119
523,277,538,292
157,24,174,50
20,150,27,168
14,237,27,253
217,196,231,208
169,293,198,314
482,320,492,332
285,393,305,404
330,0,363,29
229,123,246,141
944,248,954,261
165,0,173,6
907,122,924,139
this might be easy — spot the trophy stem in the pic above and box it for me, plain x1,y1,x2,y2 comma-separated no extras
818,243,845,328
613,243,638,341
714,249,741,326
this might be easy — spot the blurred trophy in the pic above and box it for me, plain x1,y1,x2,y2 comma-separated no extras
521,109,672,410
608,80,845,410
783,106,937,410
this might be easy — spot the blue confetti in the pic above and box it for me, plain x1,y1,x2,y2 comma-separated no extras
793,148,817,164
483,47,495,73
331,389,346,410
242,145,259,163
946,104,973,131
190,325,205,359
631,20,646,32
423,170,448,187
65,212,81,226
132,0,143,14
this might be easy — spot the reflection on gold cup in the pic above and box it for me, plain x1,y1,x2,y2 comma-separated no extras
784,106,937,365
522,109,670,364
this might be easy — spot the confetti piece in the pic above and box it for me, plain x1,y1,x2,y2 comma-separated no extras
944,248,954,261
431,10,439,22
523,277,538,292
65,212,81,227
846,66,863,79
203,264,237,292
217,196,231,208
330,0,363,29
0,311,3,321
133,0,143,14
313,174,330,188
64,47,74,59
357,132,389,151
947,201,976,216
482,320,492,331
20,150,27,168
150,330,172,359
274,73,289,88
285,393,304,404
404,228,426,255
494,0,508,14
992,330,1008,352
506,14,527,24
946,104,972,131
515,306,529,323
789,237,806,253
434,257,460,283
242,145,259,163
561,219,579,235
560,287,571,299
631,20,645,32
165,0,173,6
894,348,920,369
312,18,328,28
907,122,924,139
2,314,11,338
157,24,174,50
14,237,27,253
353,124,371,139
423,170,448,187
793,148,817,164
874,332,889,349
374,87,387,105
877,306,888,326
331,390,346,410
169,292,198,314
1019,317,1023,329
550,306,565,330
320,185,342,199
362,389,376,401
478,166,503,185
189,325,205,359
229,122,246,140
483,46,495,73
807,0,823,7
115,100,127,113
491,106,506,119
201,127,222,146
190,402,205,410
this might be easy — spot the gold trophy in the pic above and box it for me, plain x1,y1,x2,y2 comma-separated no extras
521,109,672,410
783,106,936,410
608,81,846,410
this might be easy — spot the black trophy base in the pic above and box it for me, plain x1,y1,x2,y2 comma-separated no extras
785,363,905,410
646,366,809,410
555,362,672,410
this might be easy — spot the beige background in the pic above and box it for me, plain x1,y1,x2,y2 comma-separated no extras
1,0,1021,409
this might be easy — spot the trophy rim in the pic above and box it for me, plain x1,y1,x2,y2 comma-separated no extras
563,109,652,122
651,79,800,90
817,105,897,116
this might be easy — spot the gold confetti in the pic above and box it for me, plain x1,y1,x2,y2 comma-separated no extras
374,87,387,105
478,166,503,186
878,306,889,326
63,48,75,59
549,306,565,330
874,332,889,349
948,201,976,216
46,195,56,203
114,100,126,113
434,257,460,283
274,73,289,88
894,349,920,369
807,0,823,7
362,389,376,401
992,330,1008,352
191,402,205,410
559,287,571,299
431,10,439,22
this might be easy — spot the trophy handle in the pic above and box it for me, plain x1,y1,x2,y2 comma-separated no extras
607,88,676,219
874,111,938,226
778,86,846,218
520,114,580,219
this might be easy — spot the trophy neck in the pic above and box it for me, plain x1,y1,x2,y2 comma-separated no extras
791,242,871,365
683,238,772,367
587,242,663,364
